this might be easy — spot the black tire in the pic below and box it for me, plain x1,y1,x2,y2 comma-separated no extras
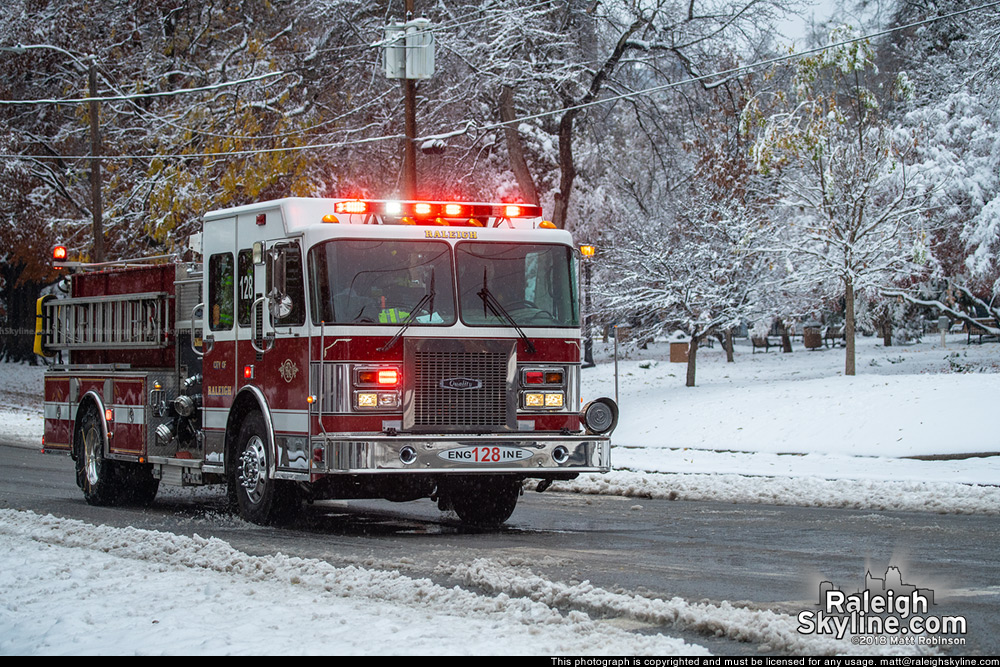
231,411,299,525
443,475,521,528
73,403,120,506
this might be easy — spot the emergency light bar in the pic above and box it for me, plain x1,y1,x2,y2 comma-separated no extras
330,200,543,220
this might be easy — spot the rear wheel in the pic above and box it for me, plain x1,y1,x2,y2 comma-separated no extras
231,411,299,525
74,404,120,506
442,475,521,528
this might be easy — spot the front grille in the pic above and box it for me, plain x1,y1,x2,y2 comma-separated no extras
406,340,514,432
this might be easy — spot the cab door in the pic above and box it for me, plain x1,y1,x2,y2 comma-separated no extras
233,230,311,475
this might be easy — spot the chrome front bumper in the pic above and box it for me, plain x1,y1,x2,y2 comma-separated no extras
310,432,611,475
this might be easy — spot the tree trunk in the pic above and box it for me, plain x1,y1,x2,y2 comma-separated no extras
724,328,735,362
552,17,647,230
844,278,856,376
685,334,700,387
498,86,539,206
552,108,577,229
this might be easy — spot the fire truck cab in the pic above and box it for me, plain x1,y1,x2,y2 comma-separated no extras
38,198,617,527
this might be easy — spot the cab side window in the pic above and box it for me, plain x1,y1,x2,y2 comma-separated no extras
208,252,234,331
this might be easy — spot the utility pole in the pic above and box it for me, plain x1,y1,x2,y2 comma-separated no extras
383,4,434,201
2,45,105,262
88,58,105,263
402,0,417,200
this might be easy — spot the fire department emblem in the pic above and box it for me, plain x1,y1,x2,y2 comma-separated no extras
278,359,299,383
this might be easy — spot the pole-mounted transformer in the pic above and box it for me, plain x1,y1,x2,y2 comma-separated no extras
383,17,435,80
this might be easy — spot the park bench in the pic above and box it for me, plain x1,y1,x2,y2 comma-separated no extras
966,318,999,344
824,326,844,348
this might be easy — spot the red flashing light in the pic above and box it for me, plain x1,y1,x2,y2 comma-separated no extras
334,200,368,214
378,369,399,385
104,408,114,422
357,368,400,386
243,365,254,379
414,203,433,216
52,245,68,261
444,203,464,216
525,371,544,385
504,205,523,218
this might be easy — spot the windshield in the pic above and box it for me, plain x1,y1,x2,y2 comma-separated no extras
308,239,456,325
456,242,578,328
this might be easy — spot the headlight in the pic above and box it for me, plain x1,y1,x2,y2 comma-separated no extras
354,391,399,410
522,391,564,410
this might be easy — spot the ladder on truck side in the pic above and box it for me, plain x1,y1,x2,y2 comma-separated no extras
40,291,172,350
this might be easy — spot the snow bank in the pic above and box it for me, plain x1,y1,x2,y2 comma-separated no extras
555,469,1000,515
0,508,703,656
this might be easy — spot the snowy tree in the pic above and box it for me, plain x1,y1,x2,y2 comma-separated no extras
598,80,777,386
742,26,929,375
870,1,1000,333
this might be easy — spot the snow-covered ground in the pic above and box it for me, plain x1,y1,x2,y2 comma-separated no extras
568,334,1000,515
1,333,997,655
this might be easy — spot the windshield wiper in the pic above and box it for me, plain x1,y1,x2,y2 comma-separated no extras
377,270,436,353
477,269,536,354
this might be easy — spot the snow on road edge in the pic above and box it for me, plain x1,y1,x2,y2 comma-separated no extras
0,508,704,656
555,469,1000,515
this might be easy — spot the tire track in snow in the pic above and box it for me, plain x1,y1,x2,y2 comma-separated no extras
441,558,938,656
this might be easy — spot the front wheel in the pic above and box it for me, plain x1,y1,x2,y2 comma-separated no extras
231,412,299,525
441,476,521,528
74,404,120,506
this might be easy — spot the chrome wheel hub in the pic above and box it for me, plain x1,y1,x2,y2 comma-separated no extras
83,425,101,486
237,436,267,504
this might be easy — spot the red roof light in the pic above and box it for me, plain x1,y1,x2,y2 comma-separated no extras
334,200,368,214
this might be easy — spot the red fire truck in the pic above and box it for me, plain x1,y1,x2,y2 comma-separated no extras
36,198,617,527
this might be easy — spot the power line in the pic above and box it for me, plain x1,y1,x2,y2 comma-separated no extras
0,70,289,105
2,0,997,162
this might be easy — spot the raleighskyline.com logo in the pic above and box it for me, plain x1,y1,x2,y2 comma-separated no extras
797,566,967,646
